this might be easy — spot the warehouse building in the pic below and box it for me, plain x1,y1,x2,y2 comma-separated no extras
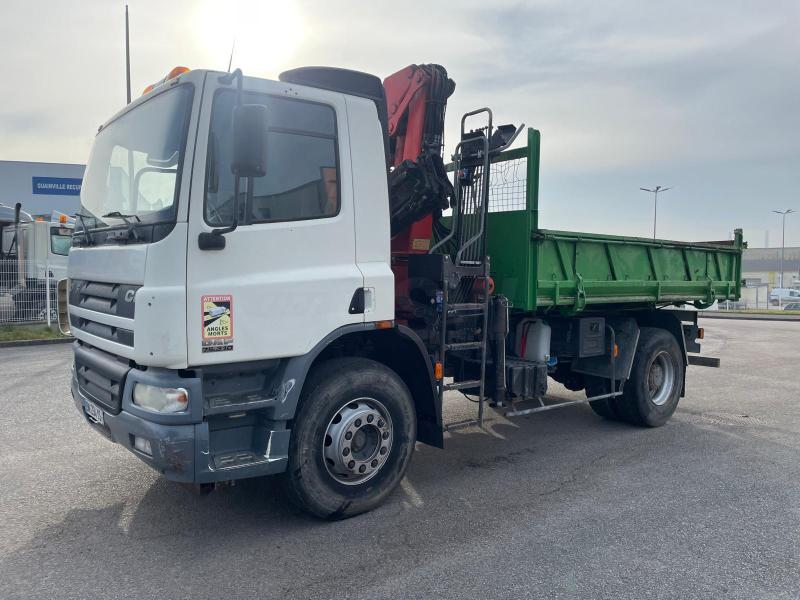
736,246,800,308
0,160,85,218
742,247,800,288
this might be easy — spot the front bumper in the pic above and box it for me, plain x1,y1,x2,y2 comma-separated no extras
71,370,290,483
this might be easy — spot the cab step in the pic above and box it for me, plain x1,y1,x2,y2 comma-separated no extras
212,450,267,470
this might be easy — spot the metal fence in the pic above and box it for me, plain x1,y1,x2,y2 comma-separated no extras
0,259,58,325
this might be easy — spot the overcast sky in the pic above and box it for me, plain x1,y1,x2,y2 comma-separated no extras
1,0,798,246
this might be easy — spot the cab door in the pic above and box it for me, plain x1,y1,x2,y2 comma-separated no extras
186,74,363,365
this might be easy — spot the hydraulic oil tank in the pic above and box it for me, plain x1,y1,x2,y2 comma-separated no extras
514,318,551,363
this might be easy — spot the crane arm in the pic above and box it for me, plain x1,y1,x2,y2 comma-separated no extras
382,64,455,245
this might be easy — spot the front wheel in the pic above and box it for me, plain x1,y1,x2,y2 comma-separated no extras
283,357,417,519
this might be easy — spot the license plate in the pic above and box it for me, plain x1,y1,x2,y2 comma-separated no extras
83,400,105,425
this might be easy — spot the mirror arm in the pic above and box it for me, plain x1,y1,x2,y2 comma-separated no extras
200,68,262,251
218,68,243,89
212,66,247,238
211,174,241,236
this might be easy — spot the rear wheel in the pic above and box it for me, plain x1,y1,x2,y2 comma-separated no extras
283,357,417,519
585,377,621,421
615,327,684,427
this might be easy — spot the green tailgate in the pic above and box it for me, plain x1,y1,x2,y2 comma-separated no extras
484,129,744,313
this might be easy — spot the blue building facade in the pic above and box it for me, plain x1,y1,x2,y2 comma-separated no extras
0,160,85,218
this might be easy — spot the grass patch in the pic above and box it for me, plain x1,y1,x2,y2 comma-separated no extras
0,325,68,342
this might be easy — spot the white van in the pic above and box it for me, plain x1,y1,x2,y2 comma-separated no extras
770,288,800,305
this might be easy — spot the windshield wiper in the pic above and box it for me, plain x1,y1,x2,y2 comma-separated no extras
74,212,96,246
102,211,141,242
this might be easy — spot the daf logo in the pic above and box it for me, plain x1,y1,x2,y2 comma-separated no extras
124,290,136,303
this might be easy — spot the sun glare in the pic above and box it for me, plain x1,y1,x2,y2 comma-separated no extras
194,0,306,77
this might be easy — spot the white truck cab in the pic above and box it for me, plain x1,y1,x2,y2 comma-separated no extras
67,67,430,517
70,68,393,367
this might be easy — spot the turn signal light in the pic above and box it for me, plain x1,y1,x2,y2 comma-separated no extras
697,327,705,340
613,343,619,358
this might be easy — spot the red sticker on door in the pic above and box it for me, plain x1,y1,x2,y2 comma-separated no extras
201,295,234,353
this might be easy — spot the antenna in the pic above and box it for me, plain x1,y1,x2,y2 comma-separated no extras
125,4,132,104
227,38,236,73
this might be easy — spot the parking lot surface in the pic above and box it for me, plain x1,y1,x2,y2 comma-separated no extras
1,319,799,599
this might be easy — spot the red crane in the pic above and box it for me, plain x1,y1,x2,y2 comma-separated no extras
382,64,455,317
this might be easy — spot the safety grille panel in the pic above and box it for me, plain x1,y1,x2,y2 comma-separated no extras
68,279,138,347
71,316,134,347
69,279,139,319
488,157,527,213
74,342,130,414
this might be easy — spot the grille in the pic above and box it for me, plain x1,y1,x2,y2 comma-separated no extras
74,343,130,414
69,279,139,347
71,316,134,346
69,279,139,318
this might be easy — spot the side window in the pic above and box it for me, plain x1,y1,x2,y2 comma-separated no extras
205,91,339,226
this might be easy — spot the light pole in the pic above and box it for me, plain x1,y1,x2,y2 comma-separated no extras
772,209,795,288
640,186,672,239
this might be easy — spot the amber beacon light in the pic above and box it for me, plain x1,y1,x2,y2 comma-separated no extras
142,66,190,95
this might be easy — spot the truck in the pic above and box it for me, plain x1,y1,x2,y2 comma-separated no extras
63,64,744,519
0,203,73,321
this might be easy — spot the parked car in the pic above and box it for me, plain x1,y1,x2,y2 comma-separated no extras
783,302,800,311
769,288,800,305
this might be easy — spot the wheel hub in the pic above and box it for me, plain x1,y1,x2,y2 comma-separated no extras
648,351,675,406
323,398,393,485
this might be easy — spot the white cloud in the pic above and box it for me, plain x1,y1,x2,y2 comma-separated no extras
0,0,797,244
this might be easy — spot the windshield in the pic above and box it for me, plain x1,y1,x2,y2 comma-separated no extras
80,84,193,229
50,227,71,255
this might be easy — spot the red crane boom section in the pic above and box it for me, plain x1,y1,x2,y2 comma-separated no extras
383,65,436,255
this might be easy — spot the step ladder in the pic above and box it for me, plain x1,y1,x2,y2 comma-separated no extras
438,260,492,429
429,109,526,432
432,108,496,430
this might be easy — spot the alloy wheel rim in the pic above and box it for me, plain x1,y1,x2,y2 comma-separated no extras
648,351,676,406
322,397,393,485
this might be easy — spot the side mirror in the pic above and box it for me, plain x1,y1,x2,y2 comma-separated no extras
231,104,268,178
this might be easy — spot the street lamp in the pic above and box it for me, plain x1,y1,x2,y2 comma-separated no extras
772,209,795,288
640,186,672,239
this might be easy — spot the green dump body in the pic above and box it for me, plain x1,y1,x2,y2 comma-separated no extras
484,129,744,313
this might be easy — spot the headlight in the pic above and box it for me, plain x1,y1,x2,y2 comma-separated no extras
133,384,188,413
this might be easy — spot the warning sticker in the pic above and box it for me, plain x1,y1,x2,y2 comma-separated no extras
201,295,234,353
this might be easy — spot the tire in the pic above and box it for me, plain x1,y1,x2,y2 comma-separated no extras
283,357,417,519
614,327,684,427
585,376,621,421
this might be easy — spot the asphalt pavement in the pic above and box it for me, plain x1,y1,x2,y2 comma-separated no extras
1,319,799,599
